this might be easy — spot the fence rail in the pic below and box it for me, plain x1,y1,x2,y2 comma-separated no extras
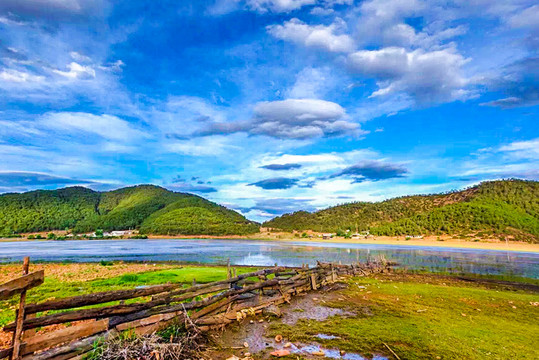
0,258,390,360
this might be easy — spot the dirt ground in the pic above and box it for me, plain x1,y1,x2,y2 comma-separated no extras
203,282,378,360
0,262,178,284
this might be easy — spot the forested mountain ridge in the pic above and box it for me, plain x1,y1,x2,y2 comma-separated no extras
263,180,539,242
0,185,259,236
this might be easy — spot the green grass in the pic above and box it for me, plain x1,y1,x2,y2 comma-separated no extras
269,273,539,360
0,266,256,327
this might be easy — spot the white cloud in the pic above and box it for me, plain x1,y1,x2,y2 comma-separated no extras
40,112,147,141
194,98,363,139
69,51,92,63
507,5,539,29
286,67,334,98
268,18,355,53
0,69,45,83
347,46,472,103
53,62,96,80
246,0,315,12
498,138,539,160
165,136,239,156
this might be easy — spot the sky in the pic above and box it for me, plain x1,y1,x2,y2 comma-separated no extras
0,0,538,222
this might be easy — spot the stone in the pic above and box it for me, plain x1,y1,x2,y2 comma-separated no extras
284,342,292,348
226,356,240,360
270,349,290,357
312,350,325,356
275,334,283,343
263,304,282,318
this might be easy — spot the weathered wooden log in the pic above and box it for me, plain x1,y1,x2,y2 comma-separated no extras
25,283,179,315
0,347,13,359
21,331,116,360
5,299,167,332
0,270,44,301
20,319,109,356
115,312,180,332
107,278,279,328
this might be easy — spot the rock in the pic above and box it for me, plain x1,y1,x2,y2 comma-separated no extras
270,349,290,357
263,304,282,318
244,353,251,357
340,350,346,356
243,342,249,348
226,356,240,360
284,342,292,348
275,334,283,343
312,350,325,356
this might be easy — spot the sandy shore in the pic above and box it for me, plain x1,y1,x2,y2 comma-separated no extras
266,236,539,253
147,233,539,253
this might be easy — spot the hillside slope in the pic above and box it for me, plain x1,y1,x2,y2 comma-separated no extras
263,180,539,242
0,185,259,236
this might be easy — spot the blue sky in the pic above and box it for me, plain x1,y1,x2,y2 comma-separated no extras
0,0,538,222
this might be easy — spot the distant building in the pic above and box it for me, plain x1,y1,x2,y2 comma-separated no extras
322,233,334,239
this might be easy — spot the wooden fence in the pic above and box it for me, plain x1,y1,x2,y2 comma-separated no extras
0,258,390,360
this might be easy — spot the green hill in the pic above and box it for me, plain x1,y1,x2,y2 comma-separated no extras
263,180,539,242
0,185,259,236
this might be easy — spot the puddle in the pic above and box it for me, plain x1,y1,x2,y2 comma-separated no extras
316,333,341,340
291,343,388,360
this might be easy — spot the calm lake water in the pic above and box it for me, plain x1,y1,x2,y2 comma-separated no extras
0,239,537,278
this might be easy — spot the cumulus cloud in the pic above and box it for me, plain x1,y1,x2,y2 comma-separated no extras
268,18,355,53
329,160,408,182
195,99,361,139
480,57,539,108
347,47,472,103
249,177,299,189
260,163,302,170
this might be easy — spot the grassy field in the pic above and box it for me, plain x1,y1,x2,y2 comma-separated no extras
269,272,539,360
1,263,538,359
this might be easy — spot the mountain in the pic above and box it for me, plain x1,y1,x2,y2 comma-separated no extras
0,185,259,236
263,180,539,243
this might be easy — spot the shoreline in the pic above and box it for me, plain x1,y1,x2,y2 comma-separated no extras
2,234,538,253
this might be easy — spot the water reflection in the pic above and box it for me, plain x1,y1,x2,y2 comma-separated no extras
0,239,537,278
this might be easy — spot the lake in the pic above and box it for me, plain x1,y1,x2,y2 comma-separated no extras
0,239,537,278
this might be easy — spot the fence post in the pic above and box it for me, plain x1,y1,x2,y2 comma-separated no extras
226,258,231,280
11,257,30,360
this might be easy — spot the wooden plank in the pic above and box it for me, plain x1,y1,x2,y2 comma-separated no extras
12,257,31,360
0,270,44,301
25,283,179,314
310,273,317,290
20,319,109,356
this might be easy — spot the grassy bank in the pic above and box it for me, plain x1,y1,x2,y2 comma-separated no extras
269,272,539,360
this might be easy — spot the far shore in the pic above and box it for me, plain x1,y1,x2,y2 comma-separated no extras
2,233,538,253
